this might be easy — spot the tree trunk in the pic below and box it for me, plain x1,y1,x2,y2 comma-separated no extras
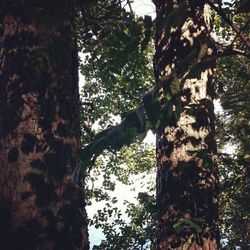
154,0,219,249
0,2,89,249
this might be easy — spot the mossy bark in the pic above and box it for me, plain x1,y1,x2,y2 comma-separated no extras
0,1,89,249
153,0,219,249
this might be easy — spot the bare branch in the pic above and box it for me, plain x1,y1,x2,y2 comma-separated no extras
219,48,250,58
82,122,95,140
207,0,250,50
231,18,250,46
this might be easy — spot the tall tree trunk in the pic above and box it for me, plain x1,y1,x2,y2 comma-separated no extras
154,0,219,249
0,1,89,249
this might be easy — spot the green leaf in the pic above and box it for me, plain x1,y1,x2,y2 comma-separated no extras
186,220,202,233
192,218,205,223
114,29,130,44
173,221,184,233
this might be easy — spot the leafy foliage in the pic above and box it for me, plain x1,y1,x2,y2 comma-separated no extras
76,0,250,249
79,5,154,132
216,55,250,249
85,142,157,250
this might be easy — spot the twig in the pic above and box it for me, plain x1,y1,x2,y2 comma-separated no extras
207,0,250,50
88,155,97,173
214,40,250,58
180,47,250,85
219,48,250,58
230,18,250,46
127,0,133,12
82,122,95,140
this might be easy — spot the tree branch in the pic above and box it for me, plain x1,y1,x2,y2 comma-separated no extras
207,0,250,50
82,122,95,141
218,48,250,58
230,18,250,46
214,41,250,58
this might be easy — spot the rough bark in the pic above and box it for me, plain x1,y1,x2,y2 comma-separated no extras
0,1,89,250
154,0,219,249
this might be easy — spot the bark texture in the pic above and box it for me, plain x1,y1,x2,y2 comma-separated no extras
0,1,89,249
154,0,219,249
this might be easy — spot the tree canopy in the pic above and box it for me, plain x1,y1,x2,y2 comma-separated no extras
77,0,250,249
0,0,249,249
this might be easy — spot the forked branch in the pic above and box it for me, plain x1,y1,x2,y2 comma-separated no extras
207,0,250,50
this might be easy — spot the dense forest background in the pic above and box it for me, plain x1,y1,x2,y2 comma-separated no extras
79,1,249,249
0,0,249,249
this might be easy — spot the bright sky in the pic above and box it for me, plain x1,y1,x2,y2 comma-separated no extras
129,0,156,18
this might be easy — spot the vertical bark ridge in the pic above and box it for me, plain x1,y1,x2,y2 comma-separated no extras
154,0,219,249
0,2,89,249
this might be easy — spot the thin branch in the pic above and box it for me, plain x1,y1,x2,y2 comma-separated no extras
219,48,250,58
181,47,250,84
207,0,250,50
231,18,250,46
81,101,94,108
108,148,117,155
127,0,133,12
213,40,250,58
82,122,95,140
88,155,97,173
122,0,133,12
